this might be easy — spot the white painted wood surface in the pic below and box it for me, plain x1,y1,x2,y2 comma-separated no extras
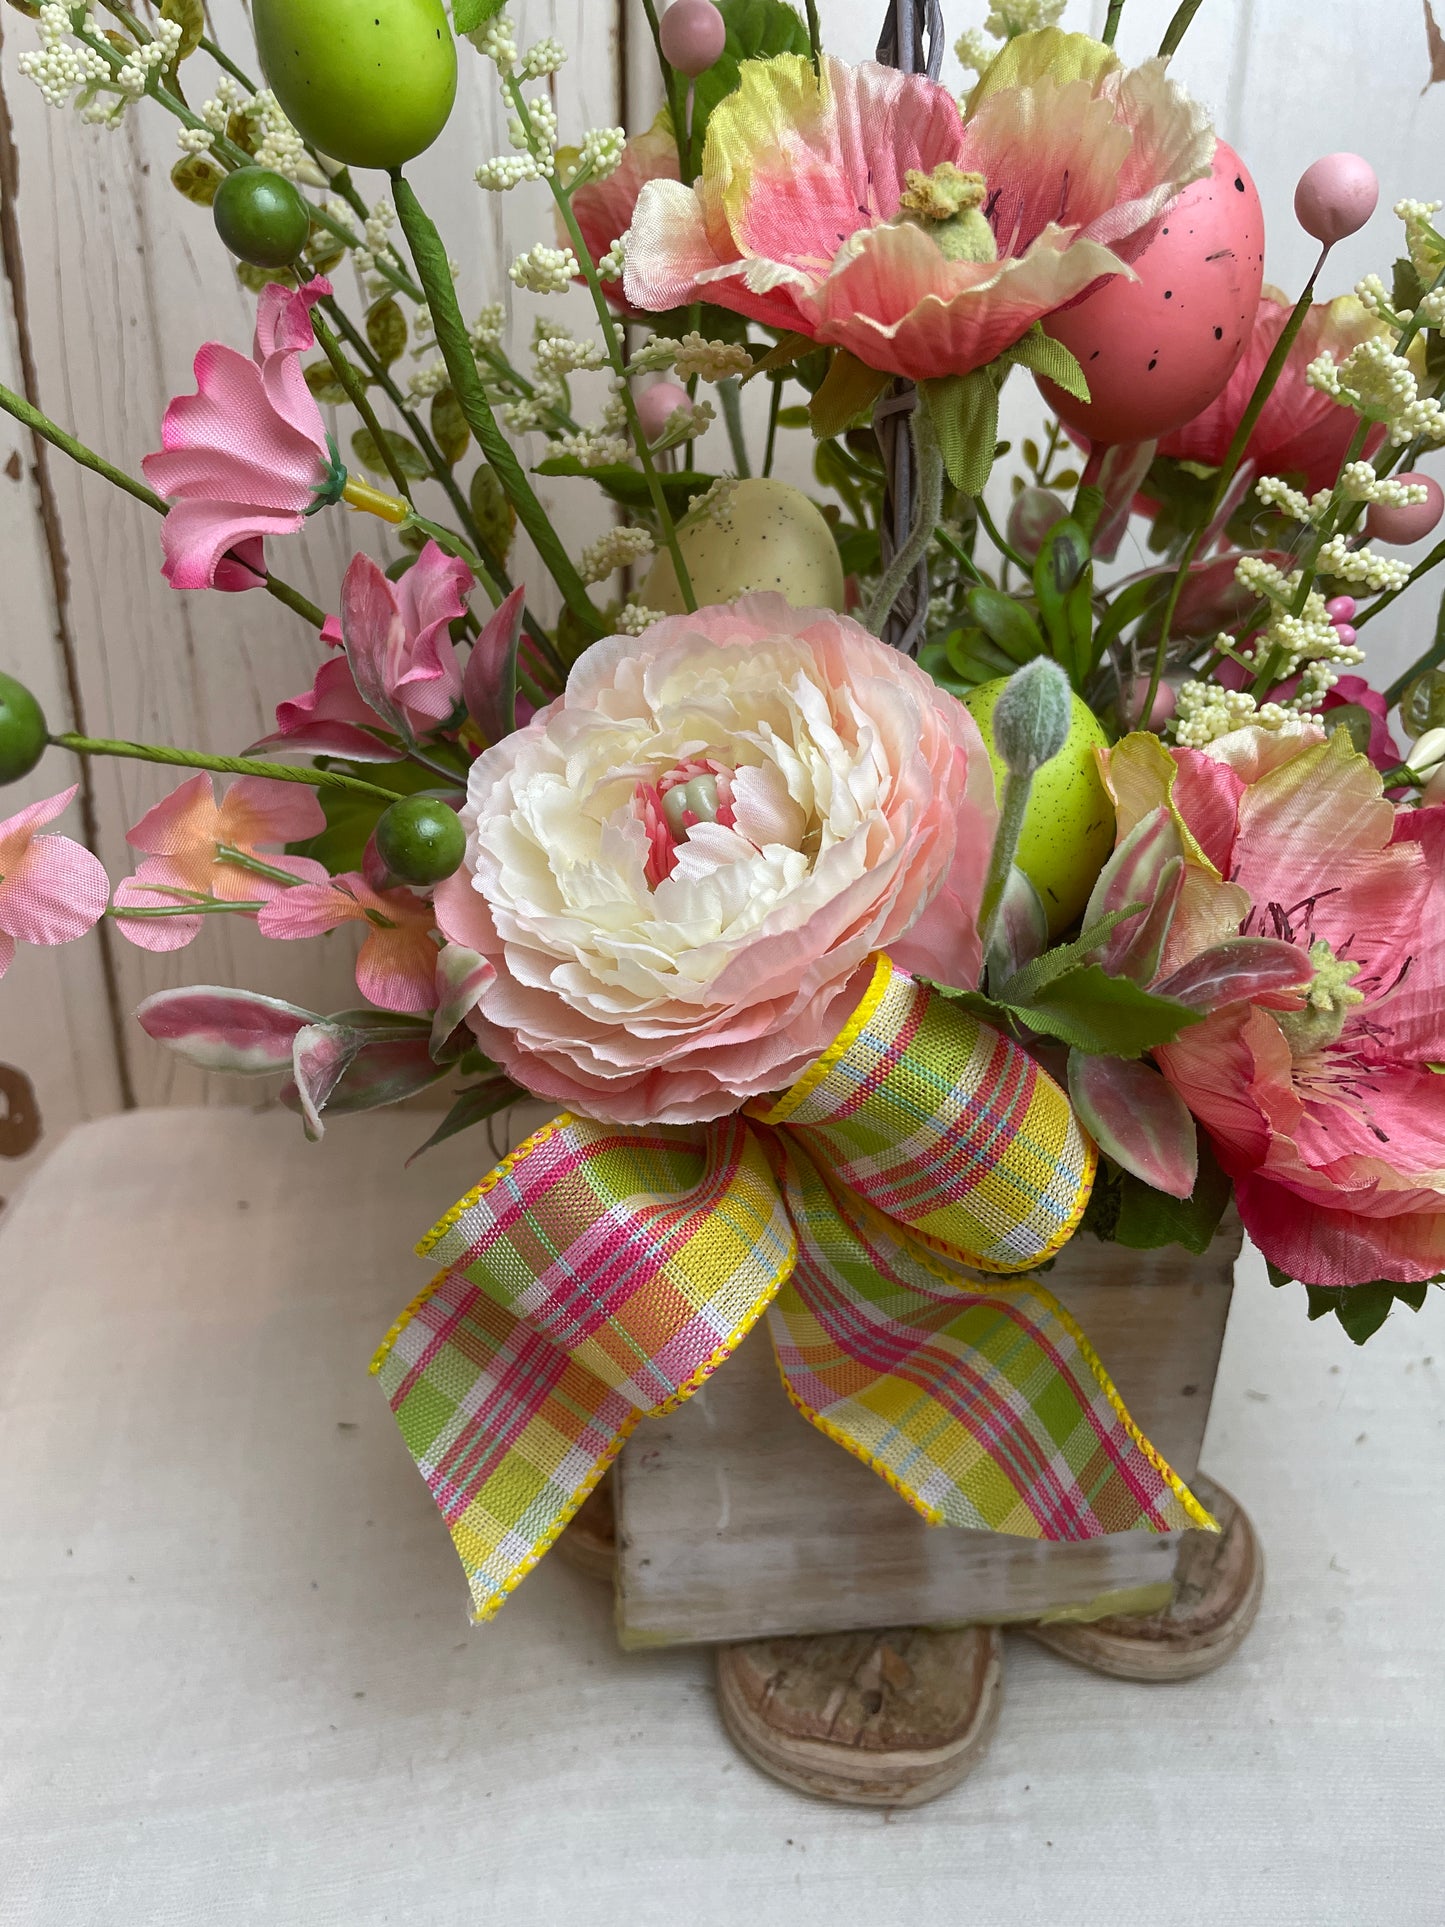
1,1106,1441,1926
1,0,1442,1182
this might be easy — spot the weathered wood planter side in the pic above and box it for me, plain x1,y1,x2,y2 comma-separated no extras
614,1214,1244,1649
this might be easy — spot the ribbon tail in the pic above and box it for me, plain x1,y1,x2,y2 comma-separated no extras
371,1268,638,1621
771,1143,1215,1539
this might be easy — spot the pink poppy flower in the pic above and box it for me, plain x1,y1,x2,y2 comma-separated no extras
257,873,440,1014
251,544,473,761
0,787,109,979
623,33,1212,383
1150,291,1389,498
112,775,327,953
143,278,342,592
1106,727,1445,1286
567,111,679,317
433,592,997,1125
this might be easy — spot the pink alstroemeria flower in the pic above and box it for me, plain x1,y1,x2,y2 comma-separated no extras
0,787,109,980
112,775,327,952
624,33,1212,383
1105,727,1445,1287
143,278,341,592
1150,291,1390,498
257,873,439,1014
251,544,473,762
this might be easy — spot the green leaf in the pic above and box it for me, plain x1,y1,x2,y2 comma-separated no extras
288,761,432,874
964,585,1044,664
690,0,811,151
407,1077,523,1163
808,351,893,438
535,454,719,516
1003,326,1091,403
453,0,502,28
160,0,203,59
997,904,1148,1007
1392,256,1424,313
430,387,470,466
775,405,811,428
365,296,408,368
1005,964,1204,1057
170,154,221,206
1094,572,1171,658
1304,1278,1435,1344
1033,517,1093,681
351,427,429,480
744,330,816,382
1111,1138,1232,1254
469,463,516,561
920,371,1001,496
304,357,366,407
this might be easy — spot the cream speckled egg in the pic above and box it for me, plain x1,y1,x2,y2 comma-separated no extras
1039,142,1265,447
641,478,846,614
963,678,1115,936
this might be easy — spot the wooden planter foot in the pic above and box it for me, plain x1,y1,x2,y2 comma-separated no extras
553,1470,617,1585
1020,1473,1263,1683
714,1626,1004,1808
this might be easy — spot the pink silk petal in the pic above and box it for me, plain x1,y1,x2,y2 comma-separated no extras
211,538,269,593
1235,1168,1445,1287
355,924,441,1014
1169,749,1243,875
111,861,206,952
256,877,369,940
253,277,328,360
221,775,327,849
0,929,14,980
0,833,110,945
125,774,218,856
157,500,309,592
0,785,81,868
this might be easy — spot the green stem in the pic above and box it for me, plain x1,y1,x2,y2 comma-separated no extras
1102,0,1127,47
718,376,751,479
933,523,986,584
976,771,1034,961
763,377,783,479
52,734,401,803
1386,584,1445,704
974,492,1029,572
639,0,696,184
0,381,326,628
805,0,823,70
388,171,604,638
198,33,257,94
1141,259,1327,724
516,87,697,613
864,407,943,636
311,310,413,506
109,900,264,920
1158,0,1207,56
1351,541,1445,634
214,845,308,887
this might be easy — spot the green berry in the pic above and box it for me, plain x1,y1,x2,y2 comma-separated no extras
212,167,312,270
0,671,48,786
375,795,466,886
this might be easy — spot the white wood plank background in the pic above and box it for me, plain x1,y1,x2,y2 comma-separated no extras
0,0,1440,1194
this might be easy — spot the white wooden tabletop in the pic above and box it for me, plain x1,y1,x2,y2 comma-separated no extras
1,1108,1440,1927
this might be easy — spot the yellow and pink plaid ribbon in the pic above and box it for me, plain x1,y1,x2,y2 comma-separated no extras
373,956,1214,1621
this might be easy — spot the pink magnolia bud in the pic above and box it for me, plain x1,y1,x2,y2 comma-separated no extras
636,379,692,444
660,0,727,76
1365,472,1445,546
1294,153,1379,246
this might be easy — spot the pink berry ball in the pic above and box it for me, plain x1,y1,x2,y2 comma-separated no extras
1365,472,1445,546
1121,676,1178,730
636,380,692,444
1325,595,1357,623
1294,153,1379,246
1332,622,1358,649
660,0,727,75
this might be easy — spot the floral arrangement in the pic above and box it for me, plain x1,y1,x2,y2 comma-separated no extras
4,0,1444,1621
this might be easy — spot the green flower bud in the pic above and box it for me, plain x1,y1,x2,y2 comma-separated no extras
991,658,1071,779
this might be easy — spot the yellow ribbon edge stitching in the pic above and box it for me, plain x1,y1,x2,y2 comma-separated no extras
751,951,893,1128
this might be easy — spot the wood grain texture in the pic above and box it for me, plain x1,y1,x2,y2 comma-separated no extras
615,1215,1242,1647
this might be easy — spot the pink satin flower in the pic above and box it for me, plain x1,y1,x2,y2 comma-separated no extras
0,787,109,980
112,774,327,953
1150,291,1389,498
143,278,339,592
251,544,473,761
257,873,440,1014
434,592,998,1125
1106,727,1445,1286
623,34,1212,383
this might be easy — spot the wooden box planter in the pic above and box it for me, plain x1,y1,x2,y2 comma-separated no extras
613,1215,1243,1649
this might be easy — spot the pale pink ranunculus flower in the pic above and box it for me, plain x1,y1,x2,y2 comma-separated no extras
251,543,474,762
111,773,328,953
143,278,339,592
0,786,110,979
623,34,1212,384
1105,727,1445,1287
433,594,998,1124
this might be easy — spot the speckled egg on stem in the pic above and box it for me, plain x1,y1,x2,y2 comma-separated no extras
964,677,1115,935
1039,141,1265,446
640,477,846,615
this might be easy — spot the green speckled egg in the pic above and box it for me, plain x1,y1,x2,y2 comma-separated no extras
253,0,456,171
964,678,1115,936
641,478,845,614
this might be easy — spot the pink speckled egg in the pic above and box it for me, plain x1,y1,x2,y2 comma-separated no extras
1365,472,1445,546
1039,142,1265,446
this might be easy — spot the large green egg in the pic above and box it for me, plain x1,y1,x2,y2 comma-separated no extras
641,478,846,614
964,677,1115,936
253,0,457,171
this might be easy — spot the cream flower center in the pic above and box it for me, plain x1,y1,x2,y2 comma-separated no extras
1275,938,1366,1060
895,163,998,265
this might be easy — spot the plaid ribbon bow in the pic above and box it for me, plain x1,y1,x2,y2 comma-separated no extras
373,955,1214,1621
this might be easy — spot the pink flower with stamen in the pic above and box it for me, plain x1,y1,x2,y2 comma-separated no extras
251,544,473,761
112,774,327,953
0,786,109,980
144,278,341,592
257,872,440,1014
